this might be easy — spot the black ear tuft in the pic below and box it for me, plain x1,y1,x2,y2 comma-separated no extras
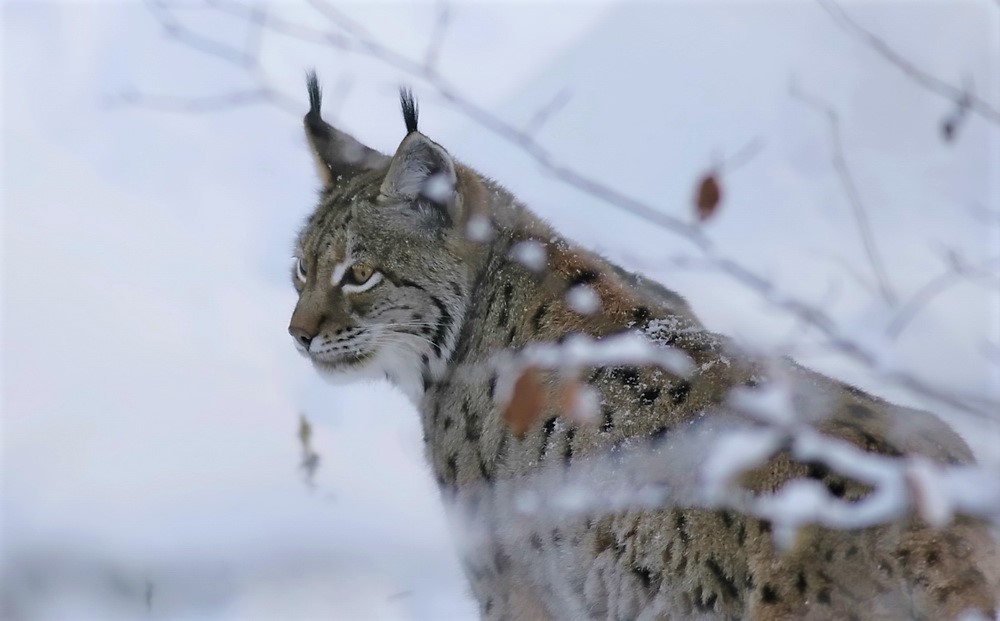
302,70,387,183
399,87,419,134
306,70,324,124
306,71,321,110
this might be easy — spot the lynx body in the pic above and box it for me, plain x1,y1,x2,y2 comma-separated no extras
288,76,998,620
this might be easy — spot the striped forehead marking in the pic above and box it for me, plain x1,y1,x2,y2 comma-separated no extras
331,252,352,286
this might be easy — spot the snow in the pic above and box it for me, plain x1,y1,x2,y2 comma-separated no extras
561,383,602,426
3,0,998,619
464,214,493,242
905,457,1000,528
510,240,548,272
565,284,601,314
907,456,954,527
701,428,784,500
420,172,454,204
519,332,695,377
727,381,798,426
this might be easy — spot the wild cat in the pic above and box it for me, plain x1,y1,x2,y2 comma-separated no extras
287,73,998,619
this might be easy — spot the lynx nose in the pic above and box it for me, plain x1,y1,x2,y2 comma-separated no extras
289,326,316,349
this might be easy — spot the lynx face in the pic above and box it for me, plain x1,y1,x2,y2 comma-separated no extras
288,76,474,401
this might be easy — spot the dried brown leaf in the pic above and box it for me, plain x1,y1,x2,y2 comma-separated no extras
695,173,722,222
502,367,546,438
298,414,312,450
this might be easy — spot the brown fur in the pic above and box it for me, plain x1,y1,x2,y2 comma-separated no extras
289,81,999,620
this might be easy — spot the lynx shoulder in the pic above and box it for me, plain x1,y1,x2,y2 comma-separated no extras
287,74,999,620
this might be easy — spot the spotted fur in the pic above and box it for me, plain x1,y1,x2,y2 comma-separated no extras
288,77,999,620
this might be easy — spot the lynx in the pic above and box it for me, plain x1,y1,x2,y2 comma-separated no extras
287,74,998,620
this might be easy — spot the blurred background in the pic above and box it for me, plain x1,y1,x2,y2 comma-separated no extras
3,0,998,618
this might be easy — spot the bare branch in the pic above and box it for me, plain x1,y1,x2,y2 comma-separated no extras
298,414,321,490
127,0,1000,421
791,81,898,307
113,88,275,113
940,83,972,143
816,251,878,297
323,74,356,121
716,136,765,174
305,0,376,42
966,201,1000,227
524,87,573,136
886,255,1000,340
146,0,250,68
136,2,308,116
816,0,1000,124
241,2,266,68
147,1,705,242
775,278,843,356
424,1,452,72
208,0,344,46
473,416,1000,539
709,255,994,417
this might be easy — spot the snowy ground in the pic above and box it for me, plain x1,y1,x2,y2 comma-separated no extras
3,1,998,619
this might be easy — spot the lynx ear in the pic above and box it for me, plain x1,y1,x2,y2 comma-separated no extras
304,72,386,185
380,90,460,226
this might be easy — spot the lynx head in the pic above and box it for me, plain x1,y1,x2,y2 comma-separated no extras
289,72,484,402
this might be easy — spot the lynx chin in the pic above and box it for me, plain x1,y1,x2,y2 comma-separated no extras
287,73,998,620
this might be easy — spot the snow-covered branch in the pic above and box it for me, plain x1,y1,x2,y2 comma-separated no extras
472,413,1000,548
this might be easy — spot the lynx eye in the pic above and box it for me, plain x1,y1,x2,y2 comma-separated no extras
341,263,382,292
346,263,374,285
295,257,307,283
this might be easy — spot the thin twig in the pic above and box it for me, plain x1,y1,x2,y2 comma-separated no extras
524,87,573,136
114,88,273,112
325,74,356,121
966,201,1000,227
242,2,266,68
306,0,376,42
791,81,898,307
208,0,343,46
710,254,990,416
716,137,765,174
886,255,1000,339
424,1,452,71
128,0,1000,421
147,0,250,68
816,0,1000,124
816,251,877,298
776,277,843,356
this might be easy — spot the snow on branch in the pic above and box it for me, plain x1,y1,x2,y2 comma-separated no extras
494,332,695,435
469,412,1000,554
518,332,695,377
471,342,1000,546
